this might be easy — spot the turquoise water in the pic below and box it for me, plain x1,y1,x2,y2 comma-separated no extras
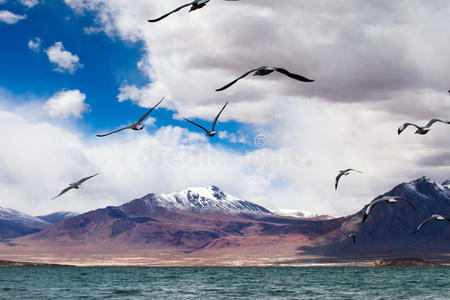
0,266,448,299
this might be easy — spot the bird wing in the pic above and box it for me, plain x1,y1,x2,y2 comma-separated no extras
184,118,210,133
335,172,344,190
77,173,100,185
148,2,193,22
51,186,74,200
399,198,417,210
96,126,131,137
275,68,314,82
362,199,382,222
424,119,450,129
348,169,362,173
398,123,420,135
413,216,434,234
212,101,228,130
216,68,259,91
137,97,164,125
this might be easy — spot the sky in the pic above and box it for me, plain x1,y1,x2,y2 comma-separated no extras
0,0,449,217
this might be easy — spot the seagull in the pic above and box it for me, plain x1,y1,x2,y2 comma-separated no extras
348,234,356,244
362,196,416,222
413,214,450,234
335,169,362,190
398,119,450,135
184,101,228,137
52,173,99,200
148,0,239,23
216,66,314,91
97,98,163,137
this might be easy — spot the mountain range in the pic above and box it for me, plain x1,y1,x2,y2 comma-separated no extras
0,177,449,264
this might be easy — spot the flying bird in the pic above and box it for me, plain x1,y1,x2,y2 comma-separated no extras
216,66,314,91
335,169,362,190
348,234,356,244
413,214,450,234
52,173,99,200
97,98,164,137
184,101,228,137
362,196,416,222
398,119,450,135
148,0,239,23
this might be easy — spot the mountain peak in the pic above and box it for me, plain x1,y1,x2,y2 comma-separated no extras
180,186,234,202
401,176,446,193
0,206,49,226
150,186,270,216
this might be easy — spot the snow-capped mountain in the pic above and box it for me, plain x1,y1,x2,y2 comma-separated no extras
300,176,450,258
133,185,272,216
0,207,49,227
37,212,79,224
0,206,50,239
272,209,333,220
19,177,450,258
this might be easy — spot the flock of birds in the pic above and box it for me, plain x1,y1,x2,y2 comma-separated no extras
52,0,449,245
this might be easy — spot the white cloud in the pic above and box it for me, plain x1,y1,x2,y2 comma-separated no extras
0,0,444,217
44,90,89,119
218,130,249,145
83,26,102,35
45,42,82,73
59,0,450,214
0,10,26,24
59,1,450,122
0,91,449,217
28,37,41,52
19,0,39,8
0,102,276,216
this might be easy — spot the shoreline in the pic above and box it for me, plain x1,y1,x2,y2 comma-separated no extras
0,259,448,268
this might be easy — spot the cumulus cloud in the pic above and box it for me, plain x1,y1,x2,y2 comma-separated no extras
218,130,249,145
19,0,39,8
43,90,89,119
0,92,449,217
0,10,26,24
0,0,443,217
62,0,450,122
45,42,82,73
28,37,41,52
0,102,281,216
56,0,450,214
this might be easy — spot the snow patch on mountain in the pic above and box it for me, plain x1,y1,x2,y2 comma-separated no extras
0,206,49,226
272,209,333,219
37,211,79,224
149,185,272,216
403,176,449,198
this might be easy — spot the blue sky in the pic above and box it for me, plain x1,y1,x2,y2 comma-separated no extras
0,0,255,149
